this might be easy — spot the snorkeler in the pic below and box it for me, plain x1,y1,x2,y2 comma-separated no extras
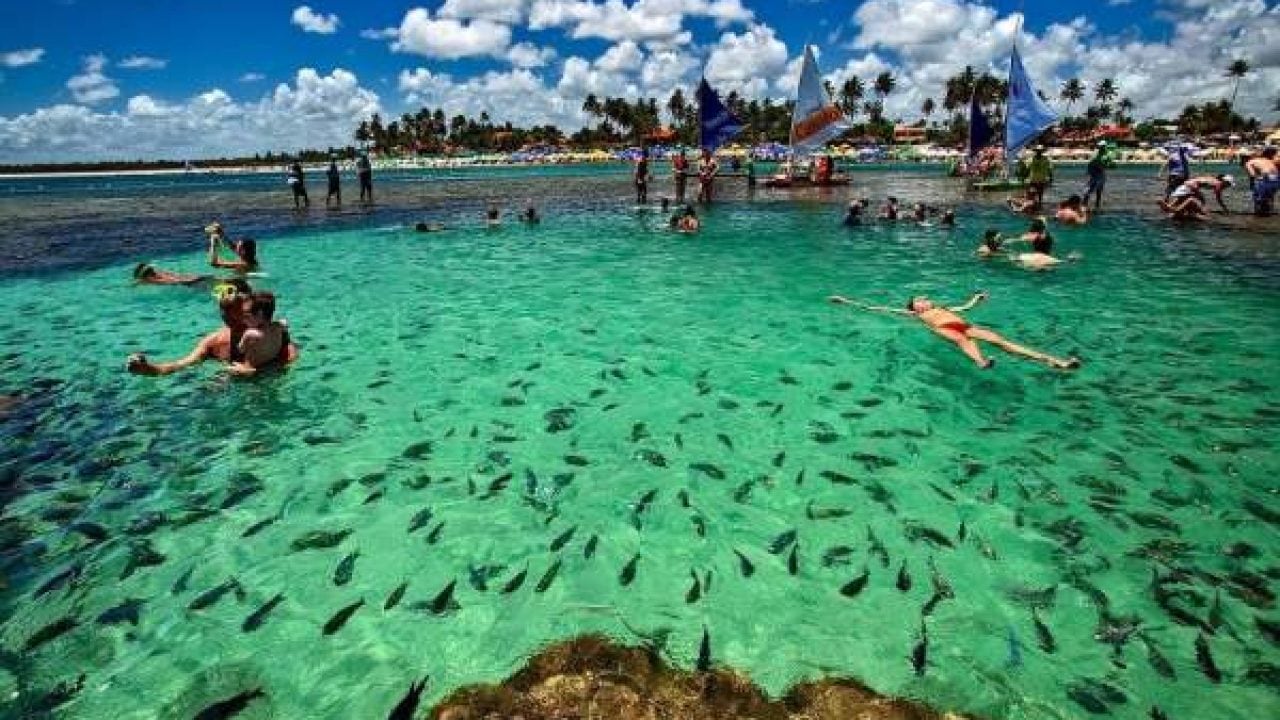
828,292,1080,371
132,263,212,286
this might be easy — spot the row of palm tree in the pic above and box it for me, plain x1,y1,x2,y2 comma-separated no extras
355,108,567,153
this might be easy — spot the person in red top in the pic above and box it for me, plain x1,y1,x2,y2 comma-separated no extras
672,149,689,203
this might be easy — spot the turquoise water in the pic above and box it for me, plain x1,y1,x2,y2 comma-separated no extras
1,182,1278,719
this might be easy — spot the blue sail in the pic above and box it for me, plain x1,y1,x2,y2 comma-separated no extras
967,93,994,158
697,78,744,152
790,46,851,154
1004,45,1057,158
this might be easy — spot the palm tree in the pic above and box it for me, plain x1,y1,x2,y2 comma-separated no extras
1226,59,1249,110
873,71,896,100
1060,78,1084,117
582,94,602,118
1094,78,1118,106
838,77,864,116
1117,97,1135,124
823,79,837,102
921,97,935,123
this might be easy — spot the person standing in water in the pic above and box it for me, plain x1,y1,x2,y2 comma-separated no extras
356,152,373,203
1082,141,1110,210
828,293,1080,371
634,147,650,204
1160,143,1192,199
288,161,309,210
1245,146,1278,216
325,159,341,208
1026,146,1053,208
697,148,718,204
672,149,689,204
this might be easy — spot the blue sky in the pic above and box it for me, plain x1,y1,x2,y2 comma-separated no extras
0,1,1275,160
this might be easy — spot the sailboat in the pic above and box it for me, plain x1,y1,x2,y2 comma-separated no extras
971,43,1058,191
696,78,744,152
765,46,852,189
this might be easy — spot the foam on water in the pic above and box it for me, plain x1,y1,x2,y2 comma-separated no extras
0,191,1277,719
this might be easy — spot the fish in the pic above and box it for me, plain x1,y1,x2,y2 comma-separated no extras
637,449,668,467
1194,633,1222,683
1032,609,1056,653
685,570,702,603
1065,682,1110,715
242,513,281,538
630,422,650,442
423,580,460,615
903,522,954,549
23,615,79,652
120,540,167,580
501,566,528,594
806,502,852,520
734,549,756,577
772,451,786,468
96,598,145,626
696,625,712,671
188,578,245,611
1141,636,1176,679
689,462,725,480
402,440,434,459
820,470,857,485
673,433,683,449
549,526,577,552
241,593,285,632
619,553,640,586
787,545,799,576
716,433,734,451
821,546,855,567
334,550,360,586
220,483,261,510
171,566,195,595
1256,616,1280,646
327,477,355,497
677,490,691,507
840,567,871,598
1208,590,1224,631
192,688,265,720
633,488,658,515
290,529,352,552
479,472,513,499
911,618,928,676
678,412,704,424
692,514,706,537
363,488,385,505
732,481,754,503
387,677,428,720
928,558,955,600
896,562,912,593
385,582,408,610
957,521,967,543
425,521,445,545
1094,612,1142,655
67,521,109,543
1150,707,1170,720
768,529,797,554
583,534,599,559
407,507,434,534
922,591,947,617
565,455,589,467
535,559,562,593
26,673,85,715
867,527,890,568
850,452,897,471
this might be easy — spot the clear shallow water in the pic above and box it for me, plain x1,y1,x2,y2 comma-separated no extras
0,179,1278,719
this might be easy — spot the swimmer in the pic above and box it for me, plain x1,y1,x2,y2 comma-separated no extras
521,204,540,224
485,203,501,225
1160,179,1213,220
940,208,956,227
828,292,1080,371
208,234,259,273
661,197,670,213
1009,217,1061,270
414,222,445,233
911,203,928,223
879,197,900,221
229,291,290,376
977,230,1004,258
1055,195,1089,225
842,201,864,227
670,205,700,233
133,263,212,286
1007,187,1042,215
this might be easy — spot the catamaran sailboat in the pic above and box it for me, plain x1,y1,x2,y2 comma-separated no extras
765,46,852,189
969,43,1058,191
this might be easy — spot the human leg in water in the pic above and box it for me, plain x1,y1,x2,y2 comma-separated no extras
967,327,1079,369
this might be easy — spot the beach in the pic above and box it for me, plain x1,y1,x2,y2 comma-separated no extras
0,165,1277,720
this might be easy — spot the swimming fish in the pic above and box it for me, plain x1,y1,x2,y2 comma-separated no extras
120,540,167,580
768,529,797,554
67,521,109,543
387,677,428,720
806,502,852,520
922,591,947,617
407,507,434,534
685,570,702,604
241,593,285,632
290,529,352,552
192,688,265,720
903,522,954,549
696,625,712,671
422,580,460,615
772,451,786,468
1141,636,1176,679
23,616,79,652
479,472,513,499
220,483,261,510
820,470,856,485
242,513,281,538
619,553,640,586
565,455,589,467
630,422,650,442
25,673,85,715
549,526,577,552
401,441,434,459
840,567,870,598
583,534,599,559
1005,626,1024,669
385,582,408,610
928,558,954,600
425,521,445,545
1032,609,1056,653
327,477,355,497
1194,633,1222,683
188,578,245,611
637,449,668,467
716,433,734,451
912,618,929,676
734,549,756,577
689,462,725,480
535,559,561,593
867,527,890,568
633,488,658,516
96,598,145,626
333,550,360,586
171,566,195,595
787,545,799,576
821,546,855,567
896,562,912,593
501,566,528,594
691,514,706,537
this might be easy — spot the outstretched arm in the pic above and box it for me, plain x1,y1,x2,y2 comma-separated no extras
127,334,215,376
946,291,989,313
828,295,912,316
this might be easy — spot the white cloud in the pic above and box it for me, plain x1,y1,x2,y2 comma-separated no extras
1,48,44,68
0,68,380,162
505,42,558,68
439,0,530,23
291,5,340,34
359,27,399,40
529,0,750,44
389,8,513,59
705,23,789,99
240,72,266,83
118,55,167,70
66,54,119,105
596,41,645,73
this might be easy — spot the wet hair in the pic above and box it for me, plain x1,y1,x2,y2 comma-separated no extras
1062,194,1083,208
414,222,430,232
1029,218,1047,233
247,291,276,321
133,263,156,279
1262,146,1278,158
487,205,500,220
1032,233,1053,254
982,229,1003,250
236,238,258,264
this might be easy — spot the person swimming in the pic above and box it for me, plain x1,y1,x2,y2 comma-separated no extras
1055,195,1089,225
521,204,540,224
670,205,700,233
879,197,900,220
485,204,501,225
133,263,213,286
940,208,956,227
1012,218,1060,270
842,201,864,227
977,229,1004,257
414,222,445,233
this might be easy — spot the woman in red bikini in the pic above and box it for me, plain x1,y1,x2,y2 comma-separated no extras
828,292,1080,370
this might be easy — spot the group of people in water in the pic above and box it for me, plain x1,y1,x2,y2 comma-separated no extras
127,223,298,377
286,153,375,210
1159,143,1277,219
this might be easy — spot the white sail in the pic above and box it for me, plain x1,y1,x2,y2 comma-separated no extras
789,46,851,154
